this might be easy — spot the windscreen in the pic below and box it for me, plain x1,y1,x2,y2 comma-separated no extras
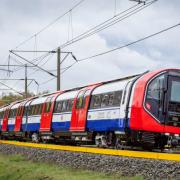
167,76,180,127
170,80,180,103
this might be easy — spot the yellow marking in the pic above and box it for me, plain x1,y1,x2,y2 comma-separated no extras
0,140,180,162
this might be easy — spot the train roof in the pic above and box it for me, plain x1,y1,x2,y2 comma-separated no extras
92,76,137,94
0,71,146,109
56,90,79,101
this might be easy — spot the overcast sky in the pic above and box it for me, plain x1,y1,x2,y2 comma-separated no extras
0,0,179,95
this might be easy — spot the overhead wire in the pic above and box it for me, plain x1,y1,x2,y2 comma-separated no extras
24,0,154,80
77,22,180,62
59,0,157,49
14,0,86,49
5,0,159,89
0,81,23,96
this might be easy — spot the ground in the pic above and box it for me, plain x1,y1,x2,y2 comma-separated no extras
0,153,143,180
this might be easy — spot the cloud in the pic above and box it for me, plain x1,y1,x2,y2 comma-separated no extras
0,0,179,95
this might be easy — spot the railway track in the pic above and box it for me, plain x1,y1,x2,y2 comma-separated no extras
0,140,180,162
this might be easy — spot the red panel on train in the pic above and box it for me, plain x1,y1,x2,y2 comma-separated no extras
1,109,10,132
14,105,24,132
40,92,63,132
70,84,101,132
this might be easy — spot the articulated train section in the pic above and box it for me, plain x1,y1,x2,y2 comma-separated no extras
0,69,180,150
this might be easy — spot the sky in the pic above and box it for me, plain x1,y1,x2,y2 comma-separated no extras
0,0,180,96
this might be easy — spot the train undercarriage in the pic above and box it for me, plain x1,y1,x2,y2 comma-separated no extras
1,129,179,151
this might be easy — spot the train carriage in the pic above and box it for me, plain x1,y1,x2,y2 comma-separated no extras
52,90,78,133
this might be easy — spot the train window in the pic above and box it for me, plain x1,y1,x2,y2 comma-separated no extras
90,95,101,109
17,108,21,116
54,99,74,113
8,110,11,118
35,105,39,115
61,101,67,112
76,91,86,109
38,104,43,115
29,106,32,116
32,105,37,115
23,107,27,116
108,93,114,106
0,111,3,119
30,106,33,115
54,101,61,113
90,91,122,109
9,109,17,118
44,97,53,113
66,99,74,112
1,112,3,119
113,91,122,106
101,94,109,107
44,102,51,113
32,105,35,115
145,75,165,121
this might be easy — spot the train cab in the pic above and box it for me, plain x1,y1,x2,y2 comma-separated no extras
130,69,180,147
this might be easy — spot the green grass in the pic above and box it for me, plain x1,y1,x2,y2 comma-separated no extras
0,153,143,180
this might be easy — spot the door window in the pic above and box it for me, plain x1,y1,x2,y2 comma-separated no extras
145,74,165,122
76,91,86,109
44,97,52,113
167,76,180,127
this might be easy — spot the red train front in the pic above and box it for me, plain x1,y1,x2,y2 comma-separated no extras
129,69,180,148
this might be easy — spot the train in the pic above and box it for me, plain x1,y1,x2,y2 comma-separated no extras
0,68,180,150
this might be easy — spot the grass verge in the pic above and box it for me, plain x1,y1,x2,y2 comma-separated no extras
0,153,143,180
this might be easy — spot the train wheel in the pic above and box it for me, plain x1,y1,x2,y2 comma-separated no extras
31,133,39,143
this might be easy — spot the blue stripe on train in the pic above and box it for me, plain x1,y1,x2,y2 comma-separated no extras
87,118,126,132
22,123,40,132
20,118,127,132
8,125,15,131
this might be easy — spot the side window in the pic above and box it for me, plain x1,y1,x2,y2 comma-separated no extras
54,101,61,113
61,101,67,112
91,95,102,109
32,105,36,115
90,91,122,109
38,104,42,115
54,99,74,113
108,93,114,106
44,97,52,113
145,75,165,120
113,91,122,106
9,109,16,118
66,99,74,112
76,91,86,109
23,107,27,116
18,107,21,116
101,94,109,107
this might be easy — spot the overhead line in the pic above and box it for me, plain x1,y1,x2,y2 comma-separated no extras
14,0,86,49
77,22,180,61
10,51,57,77
0,81,24,96
60,0,157,49
60,3,140,48
27,0,154,76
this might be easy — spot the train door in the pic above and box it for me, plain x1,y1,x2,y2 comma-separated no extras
40,93,63,132
165,72,180,128
14,102,25,132
70,84,101,132
1,108,10,132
